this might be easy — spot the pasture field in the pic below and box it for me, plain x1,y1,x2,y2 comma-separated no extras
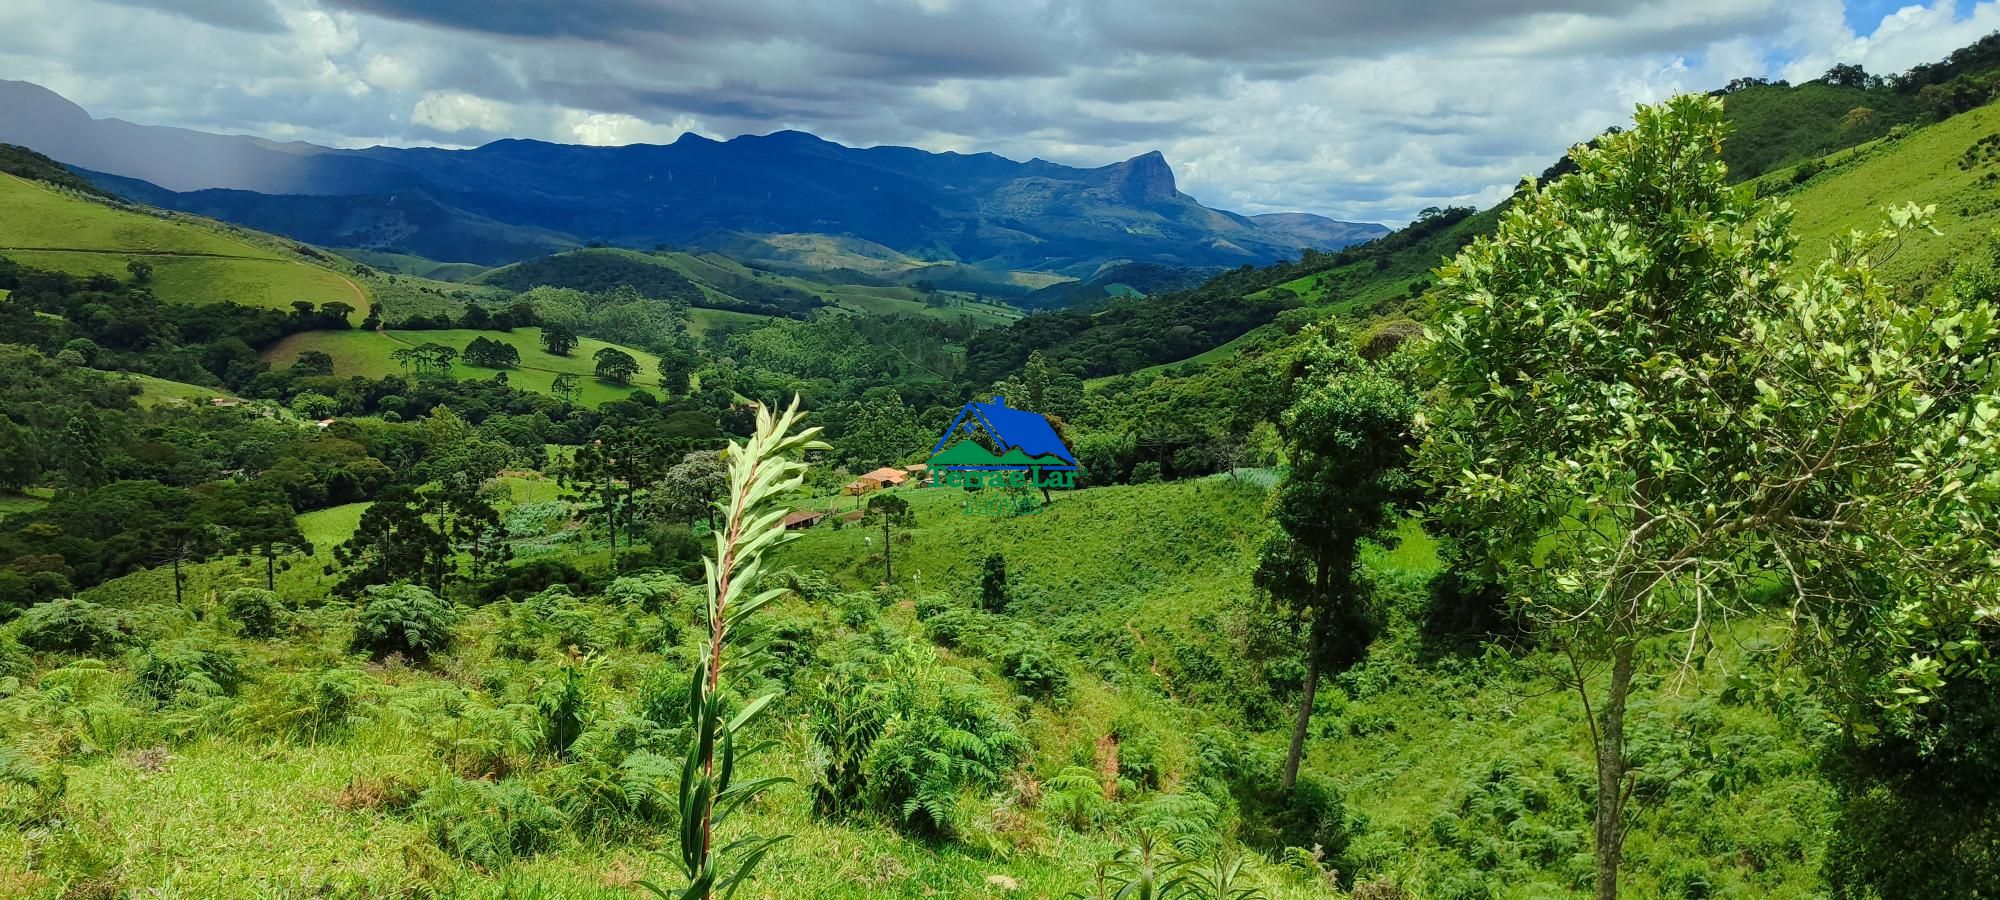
263,327,665,407
0,173,367,312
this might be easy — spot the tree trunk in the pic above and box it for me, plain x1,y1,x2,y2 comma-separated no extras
265,552,276,591
882,519,894,584
172,556,185,606
1282,615,1324,790
1593,642,1637,900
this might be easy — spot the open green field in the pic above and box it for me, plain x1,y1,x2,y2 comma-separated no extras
0,173,368,312
97,370,233,409
336,248,492,282
688,306,777,336
263,327,664,407
1757,100,2000,279
0,488,50,519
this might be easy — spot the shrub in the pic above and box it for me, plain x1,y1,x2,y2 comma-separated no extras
131,640,244,702
600,572,692,614
923,607,986,648
533,662,588,758
1000,639,1070,699
412,777,564,867
352,584,458,658
1042,766,1113,831
0,633,27,677
15,599,122,654
222,588,284,638
479,558,588,604
864,646,1026,837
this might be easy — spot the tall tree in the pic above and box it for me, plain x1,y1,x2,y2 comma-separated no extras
551,374,581,406
214,485,313,592
1420,94,2000,900
660,348,698,396
331,486,449,596
59,414,106,491
862,493,914,585
647,450,727,531
1253,327,1417,789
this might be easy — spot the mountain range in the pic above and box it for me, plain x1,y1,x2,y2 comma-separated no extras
0,80,1386,281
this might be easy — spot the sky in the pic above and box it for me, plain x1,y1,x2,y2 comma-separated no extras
1,0,1996,226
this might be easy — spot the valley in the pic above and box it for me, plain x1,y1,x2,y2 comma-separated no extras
4,20,2000,900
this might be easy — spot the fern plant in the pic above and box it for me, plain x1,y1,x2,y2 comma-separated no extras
643,399,822,900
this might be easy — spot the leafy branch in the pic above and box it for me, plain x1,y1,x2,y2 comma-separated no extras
644,398,823,900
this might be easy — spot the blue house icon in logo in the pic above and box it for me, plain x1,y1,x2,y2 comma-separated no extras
929,396,1077,471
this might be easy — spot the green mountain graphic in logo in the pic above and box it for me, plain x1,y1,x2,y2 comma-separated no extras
930,441,1069,468
928,441,1004,467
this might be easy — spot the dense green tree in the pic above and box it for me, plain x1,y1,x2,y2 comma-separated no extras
463,336,520,369
291,350,335,376
541,324,578,356
659,348,697,396
331,486,449,596
59,414,106,491
1254,327,1416,790
979,552,1009,612
1421,94,2000,900
213,483,314,591
551,374,581,406
645,450,726,531
593,347,640,385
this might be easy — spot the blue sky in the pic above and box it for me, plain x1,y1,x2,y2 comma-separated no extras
1,0,1997,225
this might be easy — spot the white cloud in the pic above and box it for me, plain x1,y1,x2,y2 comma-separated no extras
410,90,512,133
3,0,1998,224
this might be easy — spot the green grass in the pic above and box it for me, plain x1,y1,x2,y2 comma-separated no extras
1761,99,2000,280
95,370,233,409
336,248,492,282
0,490,46,518
262,327,664,407
0,173,368,312
13,468,1843,898
689,307,778,336
297,501,372,550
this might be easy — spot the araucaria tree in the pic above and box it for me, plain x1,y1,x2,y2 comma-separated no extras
1255,326,1417,790
862,493,914,586
1420,94,2000,900
651,398,823,900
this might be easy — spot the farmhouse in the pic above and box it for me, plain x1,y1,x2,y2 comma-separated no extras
783,509,828,530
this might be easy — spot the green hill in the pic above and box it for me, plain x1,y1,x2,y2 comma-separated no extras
262,327,665,407
0,163,368,313
1753,97,2000,279
478,247,1023,326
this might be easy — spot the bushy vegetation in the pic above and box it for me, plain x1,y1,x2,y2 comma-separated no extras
14,35,2000,900
351,583,458,658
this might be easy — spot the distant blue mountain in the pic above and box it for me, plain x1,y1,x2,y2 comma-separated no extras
0,80,1387,274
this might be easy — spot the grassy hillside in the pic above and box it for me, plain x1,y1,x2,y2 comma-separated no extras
337,248,491,283
0,472,1838,897
1756,97,2000,279
0,171,367,312
262,327,665,407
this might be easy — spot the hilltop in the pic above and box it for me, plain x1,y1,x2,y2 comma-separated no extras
0,146,366,313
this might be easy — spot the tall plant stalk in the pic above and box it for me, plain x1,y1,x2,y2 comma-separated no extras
650,398,822,900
